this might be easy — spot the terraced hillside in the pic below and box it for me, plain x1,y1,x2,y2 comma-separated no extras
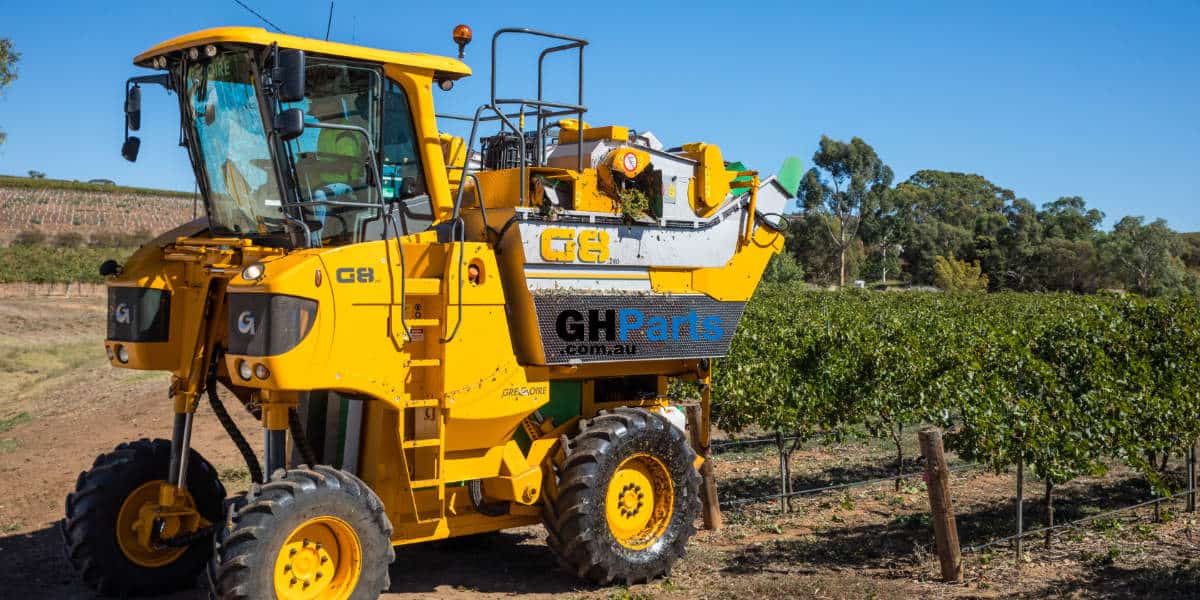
0,176,197,243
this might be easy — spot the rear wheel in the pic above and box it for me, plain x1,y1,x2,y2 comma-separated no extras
544,407,700,584
62,438,226,596
208,466,394,600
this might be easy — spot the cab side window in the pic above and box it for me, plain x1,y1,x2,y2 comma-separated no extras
381,79,425,200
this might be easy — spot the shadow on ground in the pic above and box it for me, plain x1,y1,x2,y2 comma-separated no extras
0,524,582,598
386,530,588,595
1023,561,1200,599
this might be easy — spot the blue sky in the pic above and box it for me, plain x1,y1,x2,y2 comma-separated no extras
0,1,1196,231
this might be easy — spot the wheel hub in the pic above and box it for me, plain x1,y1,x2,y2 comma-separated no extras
605,453,674,550
274,517,362,600
117,480,203,568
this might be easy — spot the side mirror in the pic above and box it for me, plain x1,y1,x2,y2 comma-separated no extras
125,85,142,131
121,137,141,162
98,259,123,277
274,49,306,103
274,108,305,141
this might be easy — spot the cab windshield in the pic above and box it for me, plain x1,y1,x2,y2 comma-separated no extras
186,51,286,237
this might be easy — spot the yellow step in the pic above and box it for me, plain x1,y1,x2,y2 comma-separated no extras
407,478,441,489
405,398,440,408
404,278,442,295
408,359,441,368
403,438,441,449
405,318,440,328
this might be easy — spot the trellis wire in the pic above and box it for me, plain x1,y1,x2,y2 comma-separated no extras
720,462,979,509
963,493,1182,554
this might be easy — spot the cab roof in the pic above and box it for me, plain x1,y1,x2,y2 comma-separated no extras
134,26,472,79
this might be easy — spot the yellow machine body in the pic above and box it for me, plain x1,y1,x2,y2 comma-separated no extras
101,26,785,550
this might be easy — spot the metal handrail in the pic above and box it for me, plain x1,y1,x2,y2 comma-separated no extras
431,29,591,343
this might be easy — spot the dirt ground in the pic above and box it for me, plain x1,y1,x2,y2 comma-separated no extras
1,295,1197,599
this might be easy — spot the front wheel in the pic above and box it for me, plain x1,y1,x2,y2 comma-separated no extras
62,438,226,596
208,466,394,600
544,407,701,585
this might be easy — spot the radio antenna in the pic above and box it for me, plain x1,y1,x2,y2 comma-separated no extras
231,0,286,33
325,2,334,41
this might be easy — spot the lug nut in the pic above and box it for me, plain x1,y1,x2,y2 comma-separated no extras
284,564,291,571
320,556,328,564
289,548,297,556
290,577,297,585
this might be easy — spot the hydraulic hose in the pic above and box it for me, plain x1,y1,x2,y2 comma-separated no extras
206,348,264,484
287,406,319,468
468,479,510,517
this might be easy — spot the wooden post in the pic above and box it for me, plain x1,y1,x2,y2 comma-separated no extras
919,428,963,583
685,403,722,530
1188,441,1197,513
1016,455,1024,564
775,431,788,514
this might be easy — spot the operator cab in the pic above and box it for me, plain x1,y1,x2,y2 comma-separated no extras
121,27,471,248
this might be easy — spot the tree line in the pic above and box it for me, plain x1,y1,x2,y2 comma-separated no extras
779,135,1199,296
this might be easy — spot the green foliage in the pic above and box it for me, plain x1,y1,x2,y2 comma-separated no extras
933,256,988,291
786,136,1194,294
762,251,805,284
615,187,651,223
1100,216,1190,296
800,136,894,286
713,287,1200,494
0,244,135,283
12,229,46,246
0,37,18,146
52,232,85,248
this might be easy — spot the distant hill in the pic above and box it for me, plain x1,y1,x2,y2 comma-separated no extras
0,175,197,244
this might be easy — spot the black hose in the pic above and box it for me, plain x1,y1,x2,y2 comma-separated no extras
468,479,510,517
206,348,264,484
288,406,319,468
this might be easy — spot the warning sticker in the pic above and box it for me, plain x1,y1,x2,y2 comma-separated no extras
622,152,638,173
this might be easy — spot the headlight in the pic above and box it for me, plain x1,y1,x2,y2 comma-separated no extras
116,345,130,364
254,364,270,379
241,262,265,281
237,360,253,381
107,288,171,343
227,294,318,357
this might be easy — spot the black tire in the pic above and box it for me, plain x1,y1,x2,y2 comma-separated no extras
543,407,701,585
208,466,394,600
62,438,226,596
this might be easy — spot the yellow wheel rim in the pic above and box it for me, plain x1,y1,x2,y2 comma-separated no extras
116,481,199,568
605,453,674,550
273,516,362,600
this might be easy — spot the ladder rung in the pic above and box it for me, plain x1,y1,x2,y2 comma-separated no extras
406,318,440,327
408,359,441,368
404,278,442,295
406,398,440,408
403,438,441,449
408,478,441,488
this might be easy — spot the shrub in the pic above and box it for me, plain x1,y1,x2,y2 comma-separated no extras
933,255,988,291
11,229,45,246
52,232,85,248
